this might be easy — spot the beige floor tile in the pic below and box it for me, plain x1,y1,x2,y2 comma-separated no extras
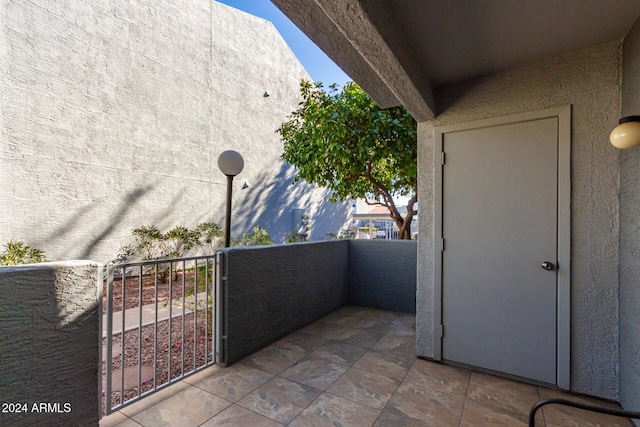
460,398,536,426
182,364,225,385
280,355,349,390
401,359,471,397
320,307,366,326
373,406,430,426
347,310,401,331
130,386,230,427
193,364,274,402
327,367,400,409
466,371,543,421
240,344,305,374
539,388,633,427
112,418,144,427
289,393,380,427
373,332,416,356
352,348,415,381
100,411,138,427
300,320,349,339
200,404,283,427
310,340,368,366
387,385,466,426
273,331,327,354
238,377,321,424
396,314,417,328
119,381,190,417
331,325,389,348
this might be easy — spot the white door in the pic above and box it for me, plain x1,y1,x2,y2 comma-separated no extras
441,118,558,384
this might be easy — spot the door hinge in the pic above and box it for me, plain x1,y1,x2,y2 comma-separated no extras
437,324,444,338
441,152,446,165
439,238,445,251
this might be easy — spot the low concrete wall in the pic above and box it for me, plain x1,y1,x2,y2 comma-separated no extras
223,241,349,365
0,261,101,426
348,240,417,313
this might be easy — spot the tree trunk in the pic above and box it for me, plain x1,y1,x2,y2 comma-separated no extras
387,193,417,240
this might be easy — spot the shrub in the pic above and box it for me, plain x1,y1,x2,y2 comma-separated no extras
0,240,47,266
233,226,274,246
326,228,357,240
284,230,308,243
192,222,224,255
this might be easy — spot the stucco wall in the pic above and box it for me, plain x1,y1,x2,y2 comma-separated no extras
417,42,621,399
620,16,640,418
0,0,349,263
0,261,101,426
223,241,349,365
348,239,416,313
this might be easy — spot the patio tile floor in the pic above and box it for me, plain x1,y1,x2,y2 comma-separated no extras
100,306,633,427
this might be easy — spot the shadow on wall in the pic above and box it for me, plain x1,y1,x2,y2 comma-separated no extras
41,162,349,261
44,183,159,261
0,263,100,426
232,161,350,243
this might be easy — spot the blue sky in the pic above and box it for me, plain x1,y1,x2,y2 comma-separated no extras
216,0,352,87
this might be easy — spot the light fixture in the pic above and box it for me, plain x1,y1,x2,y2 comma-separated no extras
217,150,244,247
610,116,640,149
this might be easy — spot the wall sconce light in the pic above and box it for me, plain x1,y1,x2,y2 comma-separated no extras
610,116,640,149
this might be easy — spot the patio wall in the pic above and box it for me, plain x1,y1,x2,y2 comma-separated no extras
348,239,416,313
417,41,621,399
620,15,640,421
223,239,418,365
0,261,101,426
223,241,349,365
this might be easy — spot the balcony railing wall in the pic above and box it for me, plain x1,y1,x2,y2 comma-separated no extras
0,261,102,427
348,239,417,313
222,239,417,365
223,240,350,365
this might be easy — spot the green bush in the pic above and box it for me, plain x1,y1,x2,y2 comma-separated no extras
192,222,224,255
0,240,47,266
326,229,357,240
284,230,308,243
233,226,274,246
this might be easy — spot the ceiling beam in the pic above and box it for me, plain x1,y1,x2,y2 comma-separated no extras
271,0,435,121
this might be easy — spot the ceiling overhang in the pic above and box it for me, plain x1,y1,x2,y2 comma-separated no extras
270,0,436,121
271,0,640,121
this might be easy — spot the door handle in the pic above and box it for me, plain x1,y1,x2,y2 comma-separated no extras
541,261,555,271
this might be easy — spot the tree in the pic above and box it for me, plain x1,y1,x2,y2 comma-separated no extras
277,81,417,239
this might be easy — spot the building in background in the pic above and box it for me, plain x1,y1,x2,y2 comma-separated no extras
0,1,350,262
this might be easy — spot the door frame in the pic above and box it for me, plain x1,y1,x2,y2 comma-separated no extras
432,106,571,389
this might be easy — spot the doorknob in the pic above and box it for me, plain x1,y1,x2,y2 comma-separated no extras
541,261,555,271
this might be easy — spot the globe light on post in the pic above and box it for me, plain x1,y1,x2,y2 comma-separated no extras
217,150,244,247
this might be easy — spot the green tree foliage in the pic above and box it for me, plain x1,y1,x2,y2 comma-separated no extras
277,81,417,239
0,240,47,266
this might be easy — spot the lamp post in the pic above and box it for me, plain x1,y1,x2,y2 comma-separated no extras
217,150,244,247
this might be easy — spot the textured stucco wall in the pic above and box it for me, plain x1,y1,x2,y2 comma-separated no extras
0,0,349,263
417,42,622,399
0,261,101,426
223,240,349,365
620,16,640,417
348,239,416,313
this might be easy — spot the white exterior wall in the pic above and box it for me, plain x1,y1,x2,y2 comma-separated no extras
417,42,621,399
0,0,349,262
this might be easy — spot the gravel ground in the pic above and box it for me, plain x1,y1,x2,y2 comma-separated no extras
102,270,214,415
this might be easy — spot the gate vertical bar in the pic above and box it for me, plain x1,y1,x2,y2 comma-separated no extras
105,263,114,415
